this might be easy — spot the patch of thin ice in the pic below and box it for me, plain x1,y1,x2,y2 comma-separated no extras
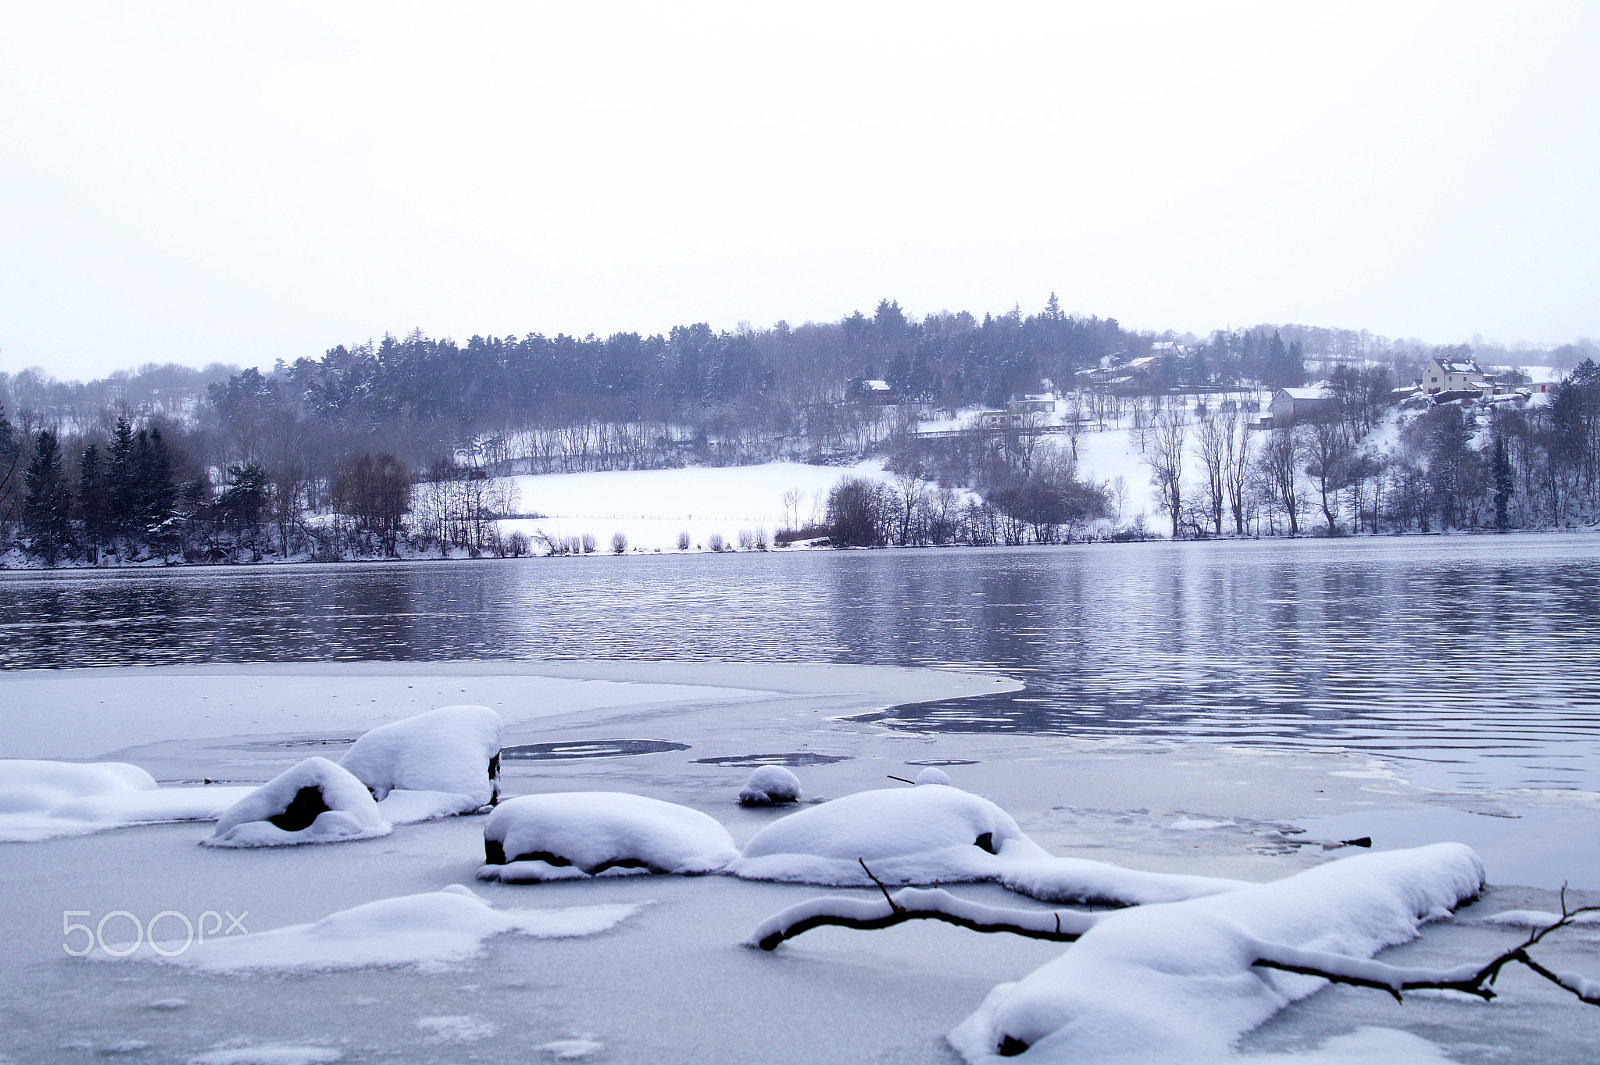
189,1045,344,1065
538,1035,605,1060
415,1015,498,1043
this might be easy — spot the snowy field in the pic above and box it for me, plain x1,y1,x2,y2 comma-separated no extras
5,663,1600,1064
502,461,893,554
499,435,1163,555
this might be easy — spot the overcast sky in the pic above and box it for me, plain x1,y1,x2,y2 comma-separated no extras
2,1,1596,382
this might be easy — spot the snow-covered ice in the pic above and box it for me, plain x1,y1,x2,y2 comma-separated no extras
3,661,1599,1065
189,1044,345,1065
0,758,253,841
97,885,636,972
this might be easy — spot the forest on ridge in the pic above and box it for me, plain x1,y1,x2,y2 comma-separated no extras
2,296,1598,565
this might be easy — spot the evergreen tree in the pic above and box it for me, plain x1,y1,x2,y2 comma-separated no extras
78,444,107,554
105,417,138,546
135,427,177,552
23,429,73,563
0,403,20,535
1492,433,1515,531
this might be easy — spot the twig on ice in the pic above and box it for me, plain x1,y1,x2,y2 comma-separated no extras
859,858,902,912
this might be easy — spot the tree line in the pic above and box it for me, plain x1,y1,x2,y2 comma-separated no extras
1,295,1596,564
1141,359,1600,538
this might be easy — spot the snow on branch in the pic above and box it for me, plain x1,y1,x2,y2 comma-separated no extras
1252,887,1600,1007
1250,942,1492,1003
747,884,1098,952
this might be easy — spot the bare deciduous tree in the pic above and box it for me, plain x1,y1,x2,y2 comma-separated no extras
1147,410,1186,539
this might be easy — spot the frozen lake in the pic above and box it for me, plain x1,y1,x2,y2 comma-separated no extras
4,534,1598,794
6,536,1600,1065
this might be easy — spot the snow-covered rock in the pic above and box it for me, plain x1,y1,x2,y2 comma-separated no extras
203,757,391,848
339,705,502,815
477,792,738,881
0,759,254,842
948,843,1486,1064
729,785,1051,885
738,765,802,806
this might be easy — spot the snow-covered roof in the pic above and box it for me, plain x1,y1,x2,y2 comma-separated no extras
1278,386,1335,401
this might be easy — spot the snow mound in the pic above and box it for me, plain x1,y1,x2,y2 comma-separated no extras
738,765,802,805
0,759,253,842
104,885,636,971
478,792,738,881
948,843,1485,1064
339,704,502,815
729,785,1051,885
203,757,390,848
914,766,951,786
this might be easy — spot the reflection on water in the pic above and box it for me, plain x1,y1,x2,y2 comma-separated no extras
2,535,1598,792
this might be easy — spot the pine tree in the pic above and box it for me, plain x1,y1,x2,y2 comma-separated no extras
23,429,73,563
134,427,177,554
0,404,20,535
1493,433,1515,531
106,417,138,547
78,444,106,556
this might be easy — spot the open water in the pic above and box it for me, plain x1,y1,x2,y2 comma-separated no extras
3,534,1598,793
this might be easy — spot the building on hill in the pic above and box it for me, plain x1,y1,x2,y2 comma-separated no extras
1421,355,1485,395
1269,385,1338,426
860,379,893,405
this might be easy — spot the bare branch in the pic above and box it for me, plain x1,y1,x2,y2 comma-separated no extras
858,859,902,912
1250,942,1494,1003
1251,892,1600,1008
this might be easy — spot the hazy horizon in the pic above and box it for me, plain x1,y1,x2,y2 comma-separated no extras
4,1,1597,382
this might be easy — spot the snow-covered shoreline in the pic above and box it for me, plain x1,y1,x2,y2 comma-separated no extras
4,662,1600,1063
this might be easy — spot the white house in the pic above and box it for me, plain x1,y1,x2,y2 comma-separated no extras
1269,385,1338,426
1421,355,1485,395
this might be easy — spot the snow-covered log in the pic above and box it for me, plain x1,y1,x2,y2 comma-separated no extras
339,704,503,815
203,757,391,848
948,843,1484,1063
747,885,1099,951
478,792,738,881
